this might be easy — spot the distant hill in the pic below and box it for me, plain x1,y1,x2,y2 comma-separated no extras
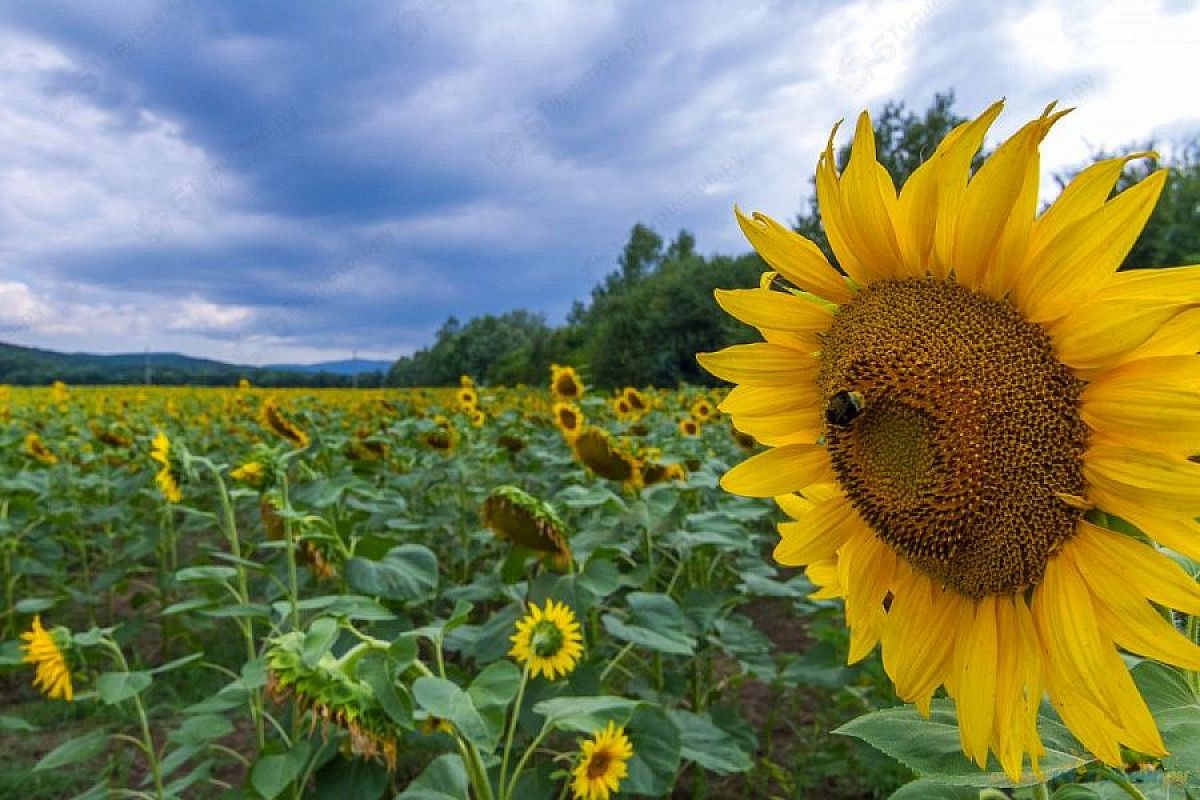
264,359,391,376
0,342,388,387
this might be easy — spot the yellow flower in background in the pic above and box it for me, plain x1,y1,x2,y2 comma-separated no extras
150,431,182,503
457,385,479,410
550,364,584,400
622,387,649,416
238,377,252,390
677,418,699,437
689,397,716,422
23,432,57,465
231,461,266,484
553,401,585,441
700,99,1200,780
571,721,633,800
459,374,475,388
509,598,584,681
150,430,171,466
260,399,310,449
21,616,73,701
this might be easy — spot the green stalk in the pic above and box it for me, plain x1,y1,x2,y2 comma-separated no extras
1096,764,1149,800
106,639,164,800
498,661,531,796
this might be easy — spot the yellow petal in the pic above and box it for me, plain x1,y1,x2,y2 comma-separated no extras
839,528,896,664
697,343,817,386
954,596,999,768
1081,357,1200,451
720,383,821,416
734,208,855,304
929,101,1007,278
1073,520,1200,616
1051,297,1196,372
882,567,959,710
774,492,858,565
713,288,835,332
732,409,822,446
1030,152,1157,257
720,443,832,497
1017,169,1168,323
1116,307,1200,363
839,111,903,278
1032,554,1120,720
816,123,873,285
1084,441,1200,515
953,109,1064,294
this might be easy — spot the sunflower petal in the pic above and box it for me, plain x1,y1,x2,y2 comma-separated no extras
1051,297,1196,371
954,596,999,768
1017,169,1168,323
720,443,832,497
734,208,855,303
1030,152,1157,257
714,288,835,332
697,343,817,386
774,492,859,566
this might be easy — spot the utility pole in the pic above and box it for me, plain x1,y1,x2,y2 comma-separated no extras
351,349,359,389
144,347,152,385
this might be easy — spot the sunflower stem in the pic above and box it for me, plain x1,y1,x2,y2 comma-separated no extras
498,660,531,797
1096,764,1148,800
1030,783,1051,800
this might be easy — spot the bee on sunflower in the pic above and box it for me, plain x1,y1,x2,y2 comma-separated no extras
699,99,1200,781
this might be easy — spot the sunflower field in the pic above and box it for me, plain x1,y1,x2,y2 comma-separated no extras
5,98,1200,800
1,378,904,799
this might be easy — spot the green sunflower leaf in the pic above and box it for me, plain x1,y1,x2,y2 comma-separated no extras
835,699,1091,788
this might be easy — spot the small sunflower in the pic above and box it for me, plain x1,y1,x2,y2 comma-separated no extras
21,616,74,701
623,387,649,414
700,99,1200,780
678,418,700,437
554,401,585,440
571,721,634,800
459,374,475,388
689,397,716,422
509,598,584,681
260,399,310,449
551,364,585,400
457,386,479,410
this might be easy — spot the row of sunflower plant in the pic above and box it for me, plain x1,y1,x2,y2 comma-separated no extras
1,371,899,798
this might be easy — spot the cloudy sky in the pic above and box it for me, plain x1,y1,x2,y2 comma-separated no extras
1,0,1197,365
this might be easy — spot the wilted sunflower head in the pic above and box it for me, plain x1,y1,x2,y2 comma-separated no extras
23,431,57,465
572,427,641,488
265,631,398,770
421,415,458,453
481,485,572,569
700,99,1200,781
259,399,310,449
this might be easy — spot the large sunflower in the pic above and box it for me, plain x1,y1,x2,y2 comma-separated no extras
699,100,1200,781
